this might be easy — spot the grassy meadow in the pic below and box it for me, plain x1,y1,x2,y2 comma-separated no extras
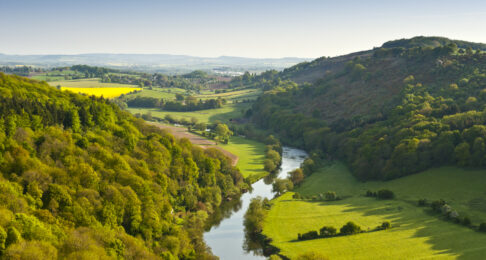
219,136,266,180
128,102,251,123
263,163,486,259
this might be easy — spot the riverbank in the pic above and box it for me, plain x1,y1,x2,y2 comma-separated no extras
204,147,307,259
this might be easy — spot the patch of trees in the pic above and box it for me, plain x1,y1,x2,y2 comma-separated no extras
125,95,226,111
297,221,391,241
263,135,282,173
0,66,42,76
0,73,247,258
365,189,395,199
418,199,477,229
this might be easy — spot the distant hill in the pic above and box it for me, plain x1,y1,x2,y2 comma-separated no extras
0,53,310,75
247,36,486,180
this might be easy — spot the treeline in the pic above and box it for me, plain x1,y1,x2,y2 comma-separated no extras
0,73,247,259
0,66,43,76
298,221,391,241
125,95,226,111
250,44,486,181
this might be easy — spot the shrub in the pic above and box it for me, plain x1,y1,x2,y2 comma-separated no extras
325,191,337,201
377,189,394,199
292,192,302,200
431,199,446,212
365,190,375,197
340,221,361,235
299,231,319,241
462,217,471,226
381,221,391,230
418,199,427,206
319,226,337,237
479,222,486,232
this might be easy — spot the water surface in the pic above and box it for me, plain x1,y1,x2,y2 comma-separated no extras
204,147,307,259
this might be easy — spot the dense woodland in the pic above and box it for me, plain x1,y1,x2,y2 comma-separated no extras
249,38,486,180
125,96,226,112
0,73,247,259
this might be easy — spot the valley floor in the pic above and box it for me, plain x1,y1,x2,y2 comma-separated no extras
263,163,486,259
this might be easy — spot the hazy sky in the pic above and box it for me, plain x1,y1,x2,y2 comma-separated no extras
1,0,486,58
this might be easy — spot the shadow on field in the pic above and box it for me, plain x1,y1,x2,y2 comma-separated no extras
299,197,486,259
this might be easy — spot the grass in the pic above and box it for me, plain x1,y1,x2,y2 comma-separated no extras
219,136,266,180
48,78,138,88
263,162,486,259
127,88,187,100
127,102,250,124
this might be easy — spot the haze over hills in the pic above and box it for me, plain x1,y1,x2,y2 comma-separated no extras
0,53,309,75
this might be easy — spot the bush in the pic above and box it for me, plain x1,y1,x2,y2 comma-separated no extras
365,190,375,197
292,192,302,200
340,221,361,235
319,226,337,237
418,199,427,206
377,189,394,199
298,231,319,241
431,199,446,212
462,216,471,226
381,221,391,230
325,191,337,201
479,222,486,232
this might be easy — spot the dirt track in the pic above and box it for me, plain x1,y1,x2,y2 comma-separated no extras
148,122,239,166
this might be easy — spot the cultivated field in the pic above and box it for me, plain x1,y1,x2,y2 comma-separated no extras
263,163,486,259
47,78,140,98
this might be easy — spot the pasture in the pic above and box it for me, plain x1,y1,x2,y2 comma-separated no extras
127,102,251,124
263,163,486,259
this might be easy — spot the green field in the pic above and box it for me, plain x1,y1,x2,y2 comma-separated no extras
127,88,188,100
128,102,250,124
263,163,486,259
220,136,266,180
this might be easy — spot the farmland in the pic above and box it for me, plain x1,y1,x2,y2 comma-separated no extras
47,78,141,98
263,163,486,259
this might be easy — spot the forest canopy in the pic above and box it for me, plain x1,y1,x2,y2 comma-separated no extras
0,73,246,259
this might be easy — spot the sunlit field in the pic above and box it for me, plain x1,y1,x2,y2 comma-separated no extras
263,163,486,259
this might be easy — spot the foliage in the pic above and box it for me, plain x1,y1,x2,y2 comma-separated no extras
339,221,361,235
249,39,486,181
0,73,246,258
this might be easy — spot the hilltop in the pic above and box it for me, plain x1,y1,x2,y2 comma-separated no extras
248,36,486,180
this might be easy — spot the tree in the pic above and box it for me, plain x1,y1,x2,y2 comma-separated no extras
289,168,304,186
340,221,361,235
381,221,391,230
319,226,337,237
175,93,184,101
215,123,232,142
325,191,337,201
377,189,394,199
272,179,293,196
455,142,471,167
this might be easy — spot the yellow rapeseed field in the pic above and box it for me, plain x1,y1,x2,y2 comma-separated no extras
61,87,141,98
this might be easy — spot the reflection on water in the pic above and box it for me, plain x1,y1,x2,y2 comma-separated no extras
204,147,307,259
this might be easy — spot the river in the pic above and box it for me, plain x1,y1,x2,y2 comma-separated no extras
204,147,308,259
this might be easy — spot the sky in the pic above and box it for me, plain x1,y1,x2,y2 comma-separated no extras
1,0,486,58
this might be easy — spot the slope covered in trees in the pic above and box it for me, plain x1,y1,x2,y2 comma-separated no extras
0,73,246,259
249,37,486,180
